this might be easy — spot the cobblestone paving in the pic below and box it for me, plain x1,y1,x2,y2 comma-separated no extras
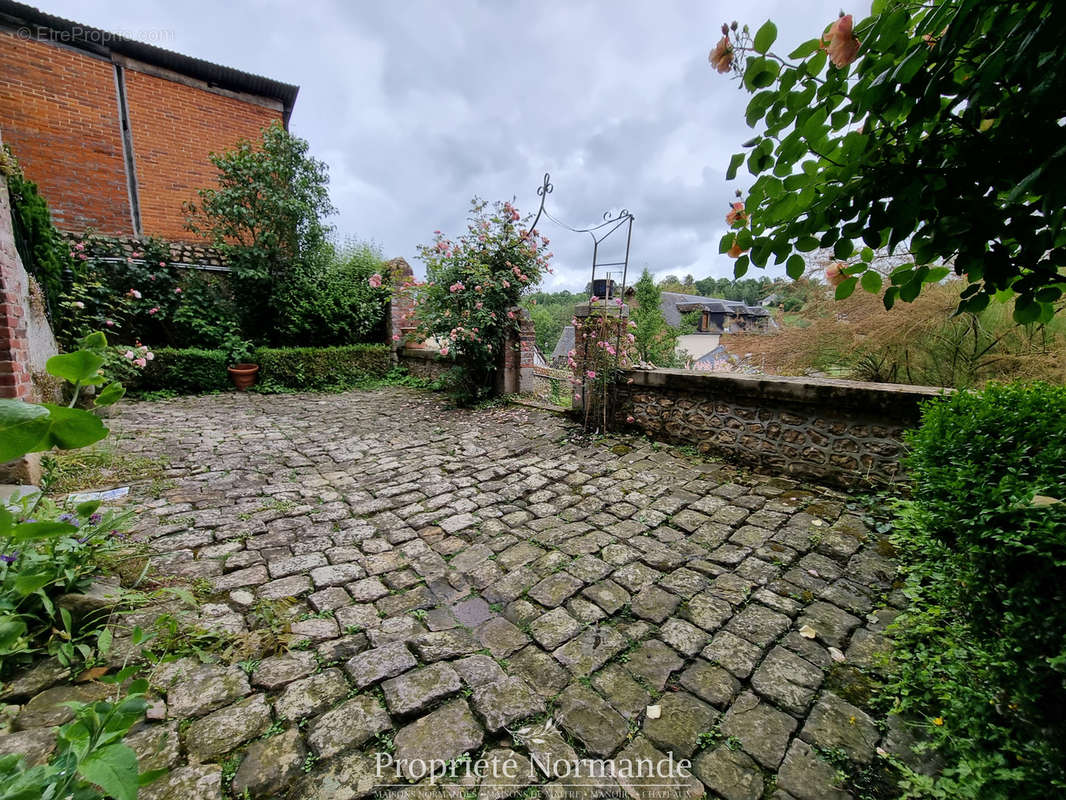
7,387,905,799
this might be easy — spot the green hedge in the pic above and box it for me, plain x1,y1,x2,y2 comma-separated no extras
254,344,390,390
890,382,1066,797
132,344,392,394
136,347,230,394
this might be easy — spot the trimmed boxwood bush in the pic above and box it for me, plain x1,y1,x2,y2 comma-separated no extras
136,347,229,394
254,344,390,390
889,382,1066,798
131,344,391,394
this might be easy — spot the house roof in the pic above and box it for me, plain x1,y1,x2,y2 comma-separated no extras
659,292,758,326
0,1,299,122
551,326,576,361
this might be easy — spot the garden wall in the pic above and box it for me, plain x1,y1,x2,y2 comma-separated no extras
399,348,448,381
1,135,59,483
612,368,948,487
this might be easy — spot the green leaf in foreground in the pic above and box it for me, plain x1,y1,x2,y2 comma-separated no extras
77,742,140,800
0,400,51,462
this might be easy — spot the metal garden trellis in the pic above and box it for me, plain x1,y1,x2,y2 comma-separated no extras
526,173,635,430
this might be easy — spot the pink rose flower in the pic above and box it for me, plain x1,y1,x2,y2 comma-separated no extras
823,13,861,67
148,307,159,315
105,319,114,327
709,35,733,73
369,273,383,288
726,201,747,226
586,370,597,379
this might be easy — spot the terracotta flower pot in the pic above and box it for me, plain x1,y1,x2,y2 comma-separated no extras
228,363,259,391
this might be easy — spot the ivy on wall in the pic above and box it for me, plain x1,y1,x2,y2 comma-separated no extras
3,146,70,320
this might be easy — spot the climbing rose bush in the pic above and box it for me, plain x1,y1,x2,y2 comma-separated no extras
415,199,551,405
569,300,636,432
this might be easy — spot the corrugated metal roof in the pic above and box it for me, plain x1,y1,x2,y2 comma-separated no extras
0,1,299,121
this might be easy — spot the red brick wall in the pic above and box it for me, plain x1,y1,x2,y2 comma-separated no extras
123,69,281,241
0,179,33,402
0,32,285,242
0,31,132,235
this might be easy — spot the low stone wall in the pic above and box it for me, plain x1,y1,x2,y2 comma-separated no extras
399,348,449,381
612,369,948,487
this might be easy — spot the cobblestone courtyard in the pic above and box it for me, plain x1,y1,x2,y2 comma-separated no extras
12,387,906,799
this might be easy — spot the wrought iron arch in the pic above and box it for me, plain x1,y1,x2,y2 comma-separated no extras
526,172,635,303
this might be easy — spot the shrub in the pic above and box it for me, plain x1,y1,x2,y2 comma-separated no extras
273,240,389,346
57,234,202,350
889,382,1066,798
135,348,230,394
254,344,390,390
168,270,242,349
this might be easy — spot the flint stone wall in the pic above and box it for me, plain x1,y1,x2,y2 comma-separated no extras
613,368,948,487
399,348,449,380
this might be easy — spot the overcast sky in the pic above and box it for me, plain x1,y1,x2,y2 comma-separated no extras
49,0,863,291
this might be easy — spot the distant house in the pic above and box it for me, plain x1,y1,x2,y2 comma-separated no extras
641,290,773,362
550,325,575,367
550,290,774,366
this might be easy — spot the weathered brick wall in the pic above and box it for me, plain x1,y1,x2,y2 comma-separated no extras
123,69,280,241
385,258,416,363
1,135,60,484
0,32,283,242
613,369,947,487
0,179,33,403
0,31,131,235
495,306,535,395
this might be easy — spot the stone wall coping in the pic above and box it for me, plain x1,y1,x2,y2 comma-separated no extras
621,368,950,416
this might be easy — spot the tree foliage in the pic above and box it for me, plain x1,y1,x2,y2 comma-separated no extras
715,1,1066,323
185,122,335,340
631,269,678,364
522,290,582,354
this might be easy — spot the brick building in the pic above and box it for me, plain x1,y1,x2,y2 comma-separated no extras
0,0,298,242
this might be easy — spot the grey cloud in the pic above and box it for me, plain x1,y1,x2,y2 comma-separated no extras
52,0,856,288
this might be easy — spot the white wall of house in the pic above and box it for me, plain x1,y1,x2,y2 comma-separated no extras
676,333,720,361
